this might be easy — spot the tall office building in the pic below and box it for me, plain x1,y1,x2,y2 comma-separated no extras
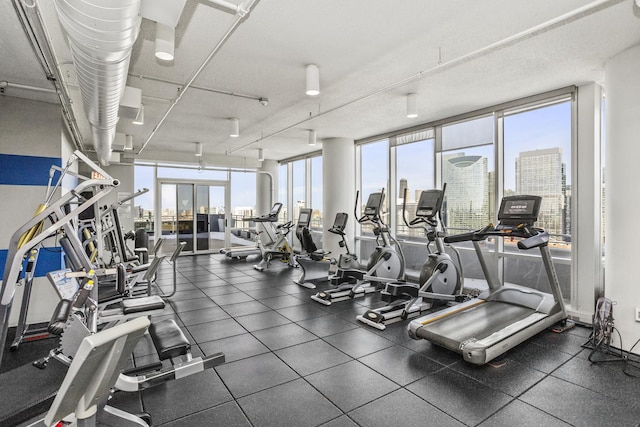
442,153,489,230
515,148,566,237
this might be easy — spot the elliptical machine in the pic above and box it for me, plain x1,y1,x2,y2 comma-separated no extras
293,212,349,289
311,189,405,305
252,209,297,271
357,185,467,330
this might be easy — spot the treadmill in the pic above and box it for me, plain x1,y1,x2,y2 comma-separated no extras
408,195,567,365
219,202,282,260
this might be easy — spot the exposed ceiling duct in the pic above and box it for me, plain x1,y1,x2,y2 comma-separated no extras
54,0,141,166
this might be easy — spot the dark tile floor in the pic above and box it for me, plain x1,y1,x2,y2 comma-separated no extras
11,253,640,426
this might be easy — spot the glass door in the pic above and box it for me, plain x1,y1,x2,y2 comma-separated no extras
158,180,229,255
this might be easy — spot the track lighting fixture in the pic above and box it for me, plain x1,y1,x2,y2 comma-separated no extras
155,23,175,61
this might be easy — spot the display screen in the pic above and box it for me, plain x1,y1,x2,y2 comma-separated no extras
416,190,442,218
502,199,535,216
365,193,383,212
298,212,309,224
270,203,282,215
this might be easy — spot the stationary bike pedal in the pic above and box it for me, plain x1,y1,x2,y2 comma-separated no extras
363,310,384,324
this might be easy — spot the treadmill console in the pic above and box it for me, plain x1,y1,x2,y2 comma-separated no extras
329,212,349,234
297,208,312,228
363,192,384,217
415,189,444,219
497,195,542,228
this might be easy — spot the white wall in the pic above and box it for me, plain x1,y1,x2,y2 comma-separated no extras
0,96,65,325
604,44,640,353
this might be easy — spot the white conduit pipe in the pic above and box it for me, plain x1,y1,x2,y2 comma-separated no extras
54,0,141,166
137,0,260,156
206,0,249,16
227,0,622,155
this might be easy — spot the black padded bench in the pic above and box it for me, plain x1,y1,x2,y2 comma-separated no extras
148,319,190,360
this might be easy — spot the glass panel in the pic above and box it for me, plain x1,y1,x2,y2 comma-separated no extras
310,156,323,231
195,185,209,251
504,101,571,243
503,100,572,300
208,186,226,251
161,183,177,253
278,164,288,222
134,165,155,251
396,138,435,239
177,184,194,252
292,160,306,222
360,139,389,235
157,167,227,180
230,171,256,248
442,115,494,151
441,145,494,232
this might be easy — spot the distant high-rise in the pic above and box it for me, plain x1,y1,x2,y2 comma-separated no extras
443,153,489,230
515,148,566,236
399,178,409,201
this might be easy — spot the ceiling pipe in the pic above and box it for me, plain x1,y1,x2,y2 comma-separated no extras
54,0,142,166
137,0,260,156
227,0,622,155
203,0,249,16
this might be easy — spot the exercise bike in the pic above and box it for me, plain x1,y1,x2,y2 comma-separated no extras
357,186,467,330
293,212,349,289
253,210,297,271
311,189,405,305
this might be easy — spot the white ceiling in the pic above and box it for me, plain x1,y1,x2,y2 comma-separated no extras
2,0,640,168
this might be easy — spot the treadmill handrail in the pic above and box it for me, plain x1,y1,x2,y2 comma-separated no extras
444,225,549,249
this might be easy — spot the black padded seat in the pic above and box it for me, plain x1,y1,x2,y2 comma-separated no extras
149,319,190,360
120,295,165,314
130,262,151,274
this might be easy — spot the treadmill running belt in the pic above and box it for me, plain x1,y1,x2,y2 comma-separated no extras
415,301,535,352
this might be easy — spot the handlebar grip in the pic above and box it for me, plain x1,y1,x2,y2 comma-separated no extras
517,230,549,250
443,231,477,243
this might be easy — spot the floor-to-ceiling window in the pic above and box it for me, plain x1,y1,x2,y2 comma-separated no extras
310,156,323,231
292,159,306,222
278,163,288,223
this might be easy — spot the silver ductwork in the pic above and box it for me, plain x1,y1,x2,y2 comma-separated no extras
54,0,141,165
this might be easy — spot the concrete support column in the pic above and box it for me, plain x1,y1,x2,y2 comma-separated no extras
604,44,640,352
256,159,277,214
322,137,355,255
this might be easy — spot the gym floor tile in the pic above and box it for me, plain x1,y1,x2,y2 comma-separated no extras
297,315,359,338
199,333,270,363
348,388,463,427
158,401,251,427
233,281,274,292
224,275,261,285
177,306,229,326
323,328,395,359
215,352,299,398
406,368,513,426
503,339,574,374
401,337,462,366
318,415,360,427
237,378,342,427
275,339,352,376
235,310,291,331
305,360,399,412
358,345,444,386
477,399,572,427
276,303,329,322
201,286,243,297
187,318,246,343
530,329,588,356
221,300,272,317
520,376,640,426
167,289,207,301
158,282,198,292
141,369,232,425
214,270,251,279
191,278,230,288
551,356,640,408
259,294,307,310
244,287,288,300
169,297,217,313
252,322,318,350
449,357,546,397
210,292,254,305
